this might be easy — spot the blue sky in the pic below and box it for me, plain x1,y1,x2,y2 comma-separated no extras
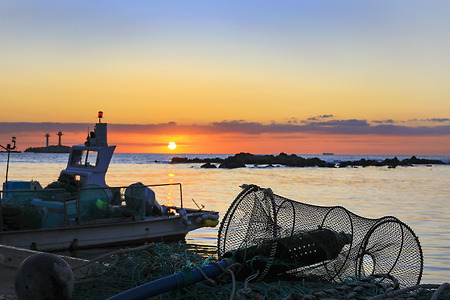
1,1,449,154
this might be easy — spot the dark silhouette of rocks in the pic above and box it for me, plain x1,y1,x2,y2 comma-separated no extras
171,152,336,168
401,156,445,165
338,156,445,168
171,153,446,169
217,152,335,168
24,145,70,153
338,159,383,168
201,162,217,168
171,157,223,164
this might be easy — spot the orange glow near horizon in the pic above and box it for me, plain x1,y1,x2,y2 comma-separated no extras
1,128,448,156
105,132,449,155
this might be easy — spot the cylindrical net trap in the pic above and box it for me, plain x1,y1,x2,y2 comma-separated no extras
217,185,423,288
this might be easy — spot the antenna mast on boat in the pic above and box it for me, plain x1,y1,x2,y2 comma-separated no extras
1,137,16,189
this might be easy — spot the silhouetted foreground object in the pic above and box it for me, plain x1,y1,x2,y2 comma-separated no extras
15,253,74,300
223,227,351,281
218,184,423,288
172,153,446,168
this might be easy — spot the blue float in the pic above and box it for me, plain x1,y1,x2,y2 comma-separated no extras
108,260,231,300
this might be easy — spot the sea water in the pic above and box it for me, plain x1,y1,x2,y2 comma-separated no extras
1,152,449,284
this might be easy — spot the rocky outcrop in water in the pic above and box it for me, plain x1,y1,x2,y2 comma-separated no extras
24,145,70,153
171,152,335,168
338,156,446,168
218,152,336,169
171,153,446,169
200,162,217,168
171,157,223,164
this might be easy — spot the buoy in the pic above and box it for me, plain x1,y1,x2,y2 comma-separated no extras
15,253,74,300
203,218,219,227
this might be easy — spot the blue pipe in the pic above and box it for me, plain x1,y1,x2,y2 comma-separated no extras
108,260,231,300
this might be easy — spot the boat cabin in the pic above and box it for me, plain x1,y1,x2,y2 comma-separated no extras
60,119,115,188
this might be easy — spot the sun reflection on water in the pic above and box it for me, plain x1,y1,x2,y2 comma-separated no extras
165,165,176,206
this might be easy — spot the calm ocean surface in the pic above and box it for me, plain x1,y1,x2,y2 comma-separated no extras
1,152,449,284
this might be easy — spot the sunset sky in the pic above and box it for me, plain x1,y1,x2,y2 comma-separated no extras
1,1,449,155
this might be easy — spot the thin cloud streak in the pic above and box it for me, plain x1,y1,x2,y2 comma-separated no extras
209,120,450,136
1,118,449,137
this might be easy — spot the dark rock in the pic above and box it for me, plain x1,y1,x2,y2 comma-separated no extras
201,162,217,168
171,157,190,163
24,145,70,153
338,159,382,167
171,157,224,164
338,156,445,168
216,152,335,168
401,156,445,165
219,161,246,169
219,154,247,169
384,157,401,167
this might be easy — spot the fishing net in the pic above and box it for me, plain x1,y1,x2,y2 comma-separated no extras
1,200,43,229
217,184,423,289
78,184,110,220
72,243,447,300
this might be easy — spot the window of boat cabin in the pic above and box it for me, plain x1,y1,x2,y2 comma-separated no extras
74,174,87,186
70,149,98,168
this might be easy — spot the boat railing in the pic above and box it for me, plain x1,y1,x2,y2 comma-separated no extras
0,182,184,230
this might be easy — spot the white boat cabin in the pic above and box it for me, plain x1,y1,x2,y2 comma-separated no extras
60,121,115,188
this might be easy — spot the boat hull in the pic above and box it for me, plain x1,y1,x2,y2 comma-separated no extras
0,211,214,251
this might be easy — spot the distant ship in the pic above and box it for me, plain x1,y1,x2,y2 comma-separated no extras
323,152,334,155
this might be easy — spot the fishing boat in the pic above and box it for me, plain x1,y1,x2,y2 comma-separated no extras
0,112,219,251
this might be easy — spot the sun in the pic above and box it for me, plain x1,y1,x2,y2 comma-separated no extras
168,142,177,150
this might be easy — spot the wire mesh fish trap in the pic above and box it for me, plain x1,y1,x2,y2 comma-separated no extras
217,184,423,288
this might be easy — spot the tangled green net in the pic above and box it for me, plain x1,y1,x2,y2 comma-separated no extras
72,242,449,300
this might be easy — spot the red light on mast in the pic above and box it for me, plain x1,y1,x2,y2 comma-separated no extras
98,111,103,122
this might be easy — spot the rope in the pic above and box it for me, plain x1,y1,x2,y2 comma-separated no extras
195,266,216,285
211,259,239,300
72,244,152,271
431,282,449,300
367,282,450,300
236,269,260,298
